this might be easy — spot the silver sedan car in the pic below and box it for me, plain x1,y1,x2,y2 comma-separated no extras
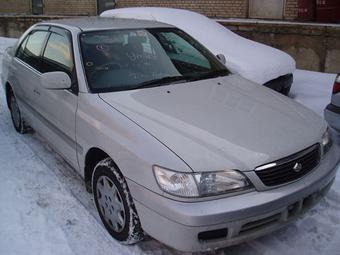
1,17,339,252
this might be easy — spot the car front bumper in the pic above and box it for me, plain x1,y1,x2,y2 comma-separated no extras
127,144,339,252
325,104,340,132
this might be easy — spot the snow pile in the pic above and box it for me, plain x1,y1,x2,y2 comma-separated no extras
290,70,336,117
0,37,16,54
0,37,339,255
101,7,296,85
0,37,16,73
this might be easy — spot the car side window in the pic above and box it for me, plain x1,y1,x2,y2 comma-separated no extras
16,36,29,60
159,32,211,70
16,31,48,72
41,32,74,75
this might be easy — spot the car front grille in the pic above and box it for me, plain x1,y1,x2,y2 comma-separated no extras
255,144,321,187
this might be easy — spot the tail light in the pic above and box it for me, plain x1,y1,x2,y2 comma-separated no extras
333,74,340,94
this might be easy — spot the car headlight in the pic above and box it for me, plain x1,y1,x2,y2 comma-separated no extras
322,128,333,155
153,166,251,198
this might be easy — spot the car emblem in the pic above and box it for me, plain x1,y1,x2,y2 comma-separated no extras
293,163,302,173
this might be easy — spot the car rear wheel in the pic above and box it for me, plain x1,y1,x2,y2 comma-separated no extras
9,91,29,134
92,157,144,244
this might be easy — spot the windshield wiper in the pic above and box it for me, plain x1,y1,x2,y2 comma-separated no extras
188,69,230,82
132,76,188,89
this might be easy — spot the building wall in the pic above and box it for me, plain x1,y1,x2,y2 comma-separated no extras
0,0,96,16
117,0,249,18
220,20,340,73
0,0,299,19
117,0,299,20
43,0,96,15
0,0,31,14
1,15,339,73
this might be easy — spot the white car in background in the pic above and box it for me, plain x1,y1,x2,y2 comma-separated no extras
101,7,296,95
325,74,340,132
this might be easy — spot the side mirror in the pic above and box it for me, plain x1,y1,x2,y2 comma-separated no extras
40,71,71,90
216,54,226,65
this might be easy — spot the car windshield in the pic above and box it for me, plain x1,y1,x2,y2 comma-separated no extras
80,28,229,93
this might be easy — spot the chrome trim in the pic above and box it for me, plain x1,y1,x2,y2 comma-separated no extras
255,163,277,171
255,144,321,172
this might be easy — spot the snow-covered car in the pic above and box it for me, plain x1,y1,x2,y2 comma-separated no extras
1,17,339,252
325,74,340,132
101,7,296,95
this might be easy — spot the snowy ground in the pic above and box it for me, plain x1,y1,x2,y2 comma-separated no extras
0,37,340,255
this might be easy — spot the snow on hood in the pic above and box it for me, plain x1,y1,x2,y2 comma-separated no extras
101,7,296,85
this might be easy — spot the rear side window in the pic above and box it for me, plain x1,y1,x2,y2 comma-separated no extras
16,31,48,71
41,32,74,75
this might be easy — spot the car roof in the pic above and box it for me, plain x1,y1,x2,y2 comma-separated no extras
41,16,173,31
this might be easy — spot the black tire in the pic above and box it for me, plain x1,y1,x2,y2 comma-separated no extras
92,157,144,244
8,90,29,134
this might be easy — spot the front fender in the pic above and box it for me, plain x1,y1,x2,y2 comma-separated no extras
76,93,191,196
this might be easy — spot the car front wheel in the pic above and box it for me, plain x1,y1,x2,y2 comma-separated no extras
92,157,144,244
9,91,29,134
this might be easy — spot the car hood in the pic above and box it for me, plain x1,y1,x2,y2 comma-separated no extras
101,7,296,84
99,75,325,172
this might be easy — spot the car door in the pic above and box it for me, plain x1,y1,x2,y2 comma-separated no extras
13,27,49,125
34,27,79,169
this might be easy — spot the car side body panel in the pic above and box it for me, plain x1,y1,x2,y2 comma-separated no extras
3,25,81,168
76,93,192,194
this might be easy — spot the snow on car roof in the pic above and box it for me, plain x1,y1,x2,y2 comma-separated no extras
41,16,173,31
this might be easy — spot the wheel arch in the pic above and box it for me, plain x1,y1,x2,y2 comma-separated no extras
5,82,12,109
84,147,121,193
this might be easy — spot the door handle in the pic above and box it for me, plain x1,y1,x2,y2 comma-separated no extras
33,89,41,96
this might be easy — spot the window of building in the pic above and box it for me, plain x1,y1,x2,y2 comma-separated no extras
32,0,43,15
249,0,284,19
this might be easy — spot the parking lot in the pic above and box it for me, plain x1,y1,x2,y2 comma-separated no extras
0,37,339,255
